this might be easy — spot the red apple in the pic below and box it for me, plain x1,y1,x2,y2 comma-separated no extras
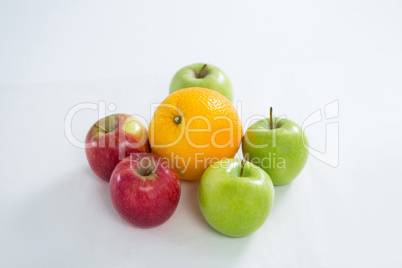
85,114,151,182
109,153,181,228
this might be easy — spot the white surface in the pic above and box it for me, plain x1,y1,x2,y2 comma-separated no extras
1,0,402,267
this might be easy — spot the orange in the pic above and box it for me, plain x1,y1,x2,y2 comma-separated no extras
149,87,242,181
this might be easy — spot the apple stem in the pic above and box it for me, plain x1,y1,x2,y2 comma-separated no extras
240,159,246,177
270,107,274,130
95,123,108,133
198,64,207,78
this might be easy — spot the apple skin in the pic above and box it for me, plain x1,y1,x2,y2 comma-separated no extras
109,153,181,228
169,63,233,102
198,158,274,237
85,114,151,182
242,118,309,186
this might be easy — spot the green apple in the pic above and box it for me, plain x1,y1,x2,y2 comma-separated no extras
198,158,274,237
169,63,233,101
242,108,309,185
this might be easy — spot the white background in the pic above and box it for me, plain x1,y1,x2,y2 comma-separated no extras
1,0,402,267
